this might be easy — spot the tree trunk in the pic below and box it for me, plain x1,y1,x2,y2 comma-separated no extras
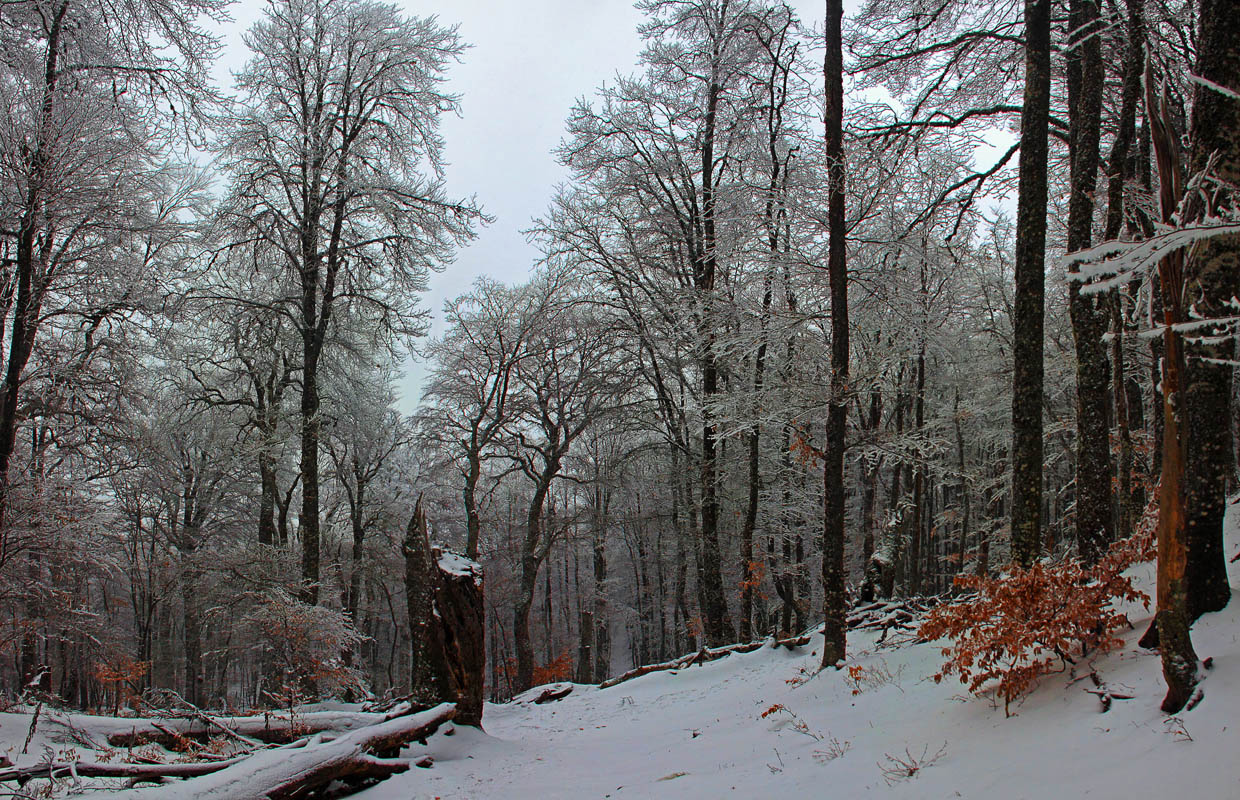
909,341,926,593
299,345,321,605
403,498,449,705
464,453,482,560
258,450,278,546
1104,0,1145,539
514,465,556,692
696,62,735,649
820,0,848,668
431,549,485,727
1149,74,1199,714
1066,0,1113,564
1010,0,1053,567
593,483,612,680
1182,0,1237,621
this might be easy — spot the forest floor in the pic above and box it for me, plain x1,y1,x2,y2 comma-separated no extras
3,512,1239,799
363,512,1240,800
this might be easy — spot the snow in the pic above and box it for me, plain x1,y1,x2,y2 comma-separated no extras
358,517,1240,799
437,549,482,585
5,517,1240,798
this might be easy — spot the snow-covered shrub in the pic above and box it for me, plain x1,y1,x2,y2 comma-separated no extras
245,589,366,705
919,524,1154,715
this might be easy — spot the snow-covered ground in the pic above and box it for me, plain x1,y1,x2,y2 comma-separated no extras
366,517,1240,799
4,515,1239,799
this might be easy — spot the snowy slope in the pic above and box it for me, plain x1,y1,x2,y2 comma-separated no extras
362,520,1240,800
3,521,1238,799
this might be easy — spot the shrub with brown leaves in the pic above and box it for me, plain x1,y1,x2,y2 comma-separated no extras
919,526,1154,715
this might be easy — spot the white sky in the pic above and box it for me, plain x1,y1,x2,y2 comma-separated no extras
211,1,837,411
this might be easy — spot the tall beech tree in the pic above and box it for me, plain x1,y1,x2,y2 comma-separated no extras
820,0,848,668
1009,0,1053,567
218,0,479,603
1064,0,1112,563
1181,0,1238,621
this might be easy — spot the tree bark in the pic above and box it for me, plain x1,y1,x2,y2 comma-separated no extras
1065,0,1114,564
1181,0,1238,621
696,55,735,649
1010,0,1053,567
403,498,449,705
1104,0,1145,539
820,0,849,668
1148,74,1199,714
431,549,485,726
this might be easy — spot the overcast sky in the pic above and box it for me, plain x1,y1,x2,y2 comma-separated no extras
212,1,831,411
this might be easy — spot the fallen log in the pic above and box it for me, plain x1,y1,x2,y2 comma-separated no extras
598,635,813,690
532,684,574,704
0,756,246,786
108,702,456,800
95,708,392,748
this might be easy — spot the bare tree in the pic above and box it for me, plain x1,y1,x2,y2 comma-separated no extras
217,0,482,603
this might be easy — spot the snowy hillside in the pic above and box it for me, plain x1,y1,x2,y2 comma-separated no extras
357,522,1240,799
4,519,1237,799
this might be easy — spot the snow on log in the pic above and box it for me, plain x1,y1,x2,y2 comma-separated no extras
0,756,246,786
107,702,457,800
96,708,393,748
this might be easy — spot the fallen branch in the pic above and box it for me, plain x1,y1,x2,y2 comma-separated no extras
108,703,457,800
97,708,393,748
532,685,573,704
599,635,812,690
0,756,246,786
1084,672,1134,712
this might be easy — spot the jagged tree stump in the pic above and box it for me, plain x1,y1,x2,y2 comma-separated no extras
404,497,486,727
433,549,485,726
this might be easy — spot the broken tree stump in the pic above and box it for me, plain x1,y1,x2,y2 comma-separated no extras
404,496,486,727
433,548,486,726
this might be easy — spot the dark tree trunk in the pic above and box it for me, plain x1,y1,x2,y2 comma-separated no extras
696,63,735,649
182,569,202,707
1066,0,1114,564
0,3,66,523
593,483,611,680
820,0,848,668
1182,0,1238,621
1104,0,1146,539
431,548,485,727
258,451,278,546
403,498,449,705
1010,0,1053,567
514,458,558,692
299,338,322,605
576,609,594,684
909,340,926,594
739,272,773,640
464,453,482,559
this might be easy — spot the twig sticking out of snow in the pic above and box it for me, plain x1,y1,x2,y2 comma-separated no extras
879,742,948,785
